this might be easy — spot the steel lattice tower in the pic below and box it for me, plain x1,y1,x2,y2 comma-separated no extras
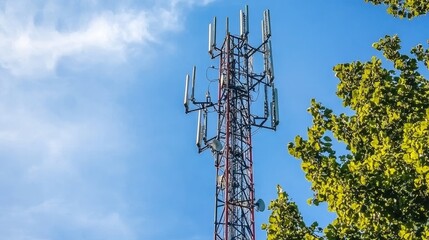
184,5,278,240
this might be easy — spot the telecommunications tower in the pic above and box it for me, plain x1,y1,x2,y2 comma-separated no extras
183,5,278,240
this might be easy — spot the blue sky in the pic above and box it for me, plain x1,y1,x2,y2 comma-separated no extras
0,1,428,239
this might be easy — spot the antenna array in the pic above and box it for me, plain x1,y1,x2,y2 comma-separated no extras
184,5,278,240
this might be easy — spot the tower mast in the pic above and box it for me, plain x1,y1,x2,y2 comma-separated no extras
184,5,278,240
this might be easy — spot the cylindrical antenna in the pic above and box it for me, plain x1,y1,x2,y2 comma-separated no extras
269,40,275,83
209,17,217,55
263,39,268,74
264,84,269,118
264,10,271,39
191,66,196,100
240,10,244,37
271,87,279,127
245,5,249,36
184,74,189,109
213,17,217,47
203,109,208,141
263,11,267,41
208,23,213,53
240,6,249,38
226,17,229,34
261,19,265,43
196,109,202,147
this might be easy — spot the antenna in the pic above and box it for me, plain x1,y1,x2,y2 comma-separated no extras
217,175,225,190
240,5,249,38
203,109,207,141
268,40,275,82
266,10,271,38
191,66,196,101
262,9,271,41
184,74,189,111
246,5,249,36
255,199,265,212
271,87,279,127
208,23,213,53
209,139,223,152
213,17,217,48
196,109,208,149
263,40,275,83
240,10,244,37
261,19,265,43
208,17,217,55
264,85,269,118
196,109,202,147
264,44,269,77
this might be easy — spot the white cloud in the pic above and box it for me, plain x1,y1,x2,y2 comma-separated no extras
0,1,183,76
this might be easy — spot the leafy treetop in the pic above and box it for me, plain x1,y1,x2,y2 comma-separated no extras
262,185,323,240
365,0,429,18
264,35,429,239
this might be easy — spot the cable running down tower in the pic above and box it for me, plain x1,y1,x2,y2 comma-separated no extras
184,5,279,240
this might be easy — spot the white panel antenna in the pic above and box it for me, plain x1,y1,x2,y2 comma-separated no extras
245,5,249,36
263,43,269,77
271,87,279,127
266,10,271,37
208,17,217,54
263,40,274,83
261,19,265,43
240,10,244,37
217,175,225,189
264,85,269,118
203,110,207,141
208,23,213,53
191,66,196,100
240,5,249,38
184,74,189,109
196,109,202,147
213,17,217,48
262,9,271,41
268,40,275,82
196,109,208,147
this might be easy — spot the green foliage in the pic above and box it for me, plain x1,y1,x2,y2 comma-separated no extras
261,185,323,240
264,36,429,239
365,0,429,18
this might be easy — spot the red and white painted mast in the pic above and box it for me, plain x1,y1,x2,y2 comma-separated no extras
184,5,278,240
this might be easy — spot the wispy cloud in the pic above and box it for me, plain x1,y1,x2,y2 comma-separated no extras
0,2,184,76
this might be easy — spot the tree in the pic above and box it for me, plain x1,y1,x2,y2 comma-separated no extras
365,0,429,18
263,35,429,239
262,185,323,240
